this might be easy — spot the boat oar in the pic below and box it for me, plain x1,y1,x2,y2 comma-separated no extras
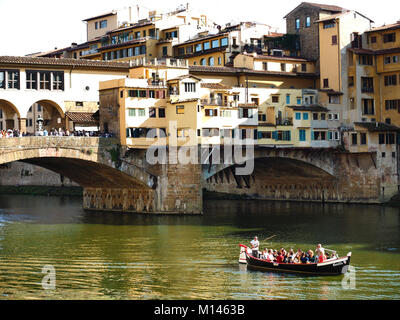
263,235,276,242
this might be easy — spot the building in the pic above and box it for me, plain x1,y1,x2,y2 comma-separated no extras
284,2,346,65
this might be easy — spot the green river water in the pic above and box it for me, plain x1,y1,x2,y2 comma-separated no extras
0,195,399,300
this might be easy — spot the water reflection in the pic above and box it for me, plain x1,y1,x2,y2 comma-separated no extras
0,195,399,299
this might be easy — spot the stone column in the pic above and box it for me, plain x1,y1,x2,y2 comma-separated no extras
18,118,27,134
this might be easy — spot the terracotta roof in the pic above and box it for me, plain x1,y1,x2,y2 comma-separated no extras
200,83,232,89
366,21,400,33
0,56,130,70
354,122,400,132
189,65,319,78
243,53,312,62
65,112,98,124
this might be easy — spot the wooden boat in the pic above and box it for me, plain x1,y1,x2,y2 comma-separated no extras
239,244,351,276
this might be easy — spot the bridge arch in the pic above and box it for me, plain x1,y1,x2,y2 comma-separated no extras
25,99,65,133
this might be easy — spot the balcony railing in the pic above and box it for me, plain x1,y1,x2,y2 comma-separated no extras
128,57,188,68
81,48,99,56
361,87,374,93
200,99,238,107
276,117,293,126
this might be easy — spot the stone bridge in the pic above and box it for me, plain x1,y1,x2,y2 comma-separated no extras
0,138,393,213
203,146,388,204
0,137,202,214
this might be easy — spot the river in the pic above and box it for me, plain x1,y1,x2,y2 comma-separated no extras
0,194,399,300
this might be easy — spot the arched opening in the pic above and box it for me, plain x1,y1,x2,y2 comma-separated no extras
26,100,65,135
0,99,21,131
204,157,336,202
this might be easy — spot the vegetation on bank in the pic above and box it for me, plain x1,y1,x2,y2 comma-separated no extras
0,186,83,196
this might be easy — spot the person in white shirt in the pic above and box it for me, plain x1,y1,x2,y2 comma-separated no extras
316,244,326,262
250,236,259,258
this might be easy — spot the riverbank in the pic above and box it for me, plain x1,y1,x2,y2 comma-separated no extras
0,185,83,197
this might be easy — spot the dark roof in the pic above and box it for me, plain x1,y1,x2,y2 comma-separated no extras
319,89,343,95
284,2,345,18
175,32,229,47
354,122,400,132
348,47,400,56
65,112,98,124
287,104,330,112
242,53,312,62
366,21,400,33
0,56,130,70
83,11,117,22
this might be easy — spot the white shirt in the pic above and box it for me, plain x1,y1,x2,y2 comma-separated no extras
250,239,259,251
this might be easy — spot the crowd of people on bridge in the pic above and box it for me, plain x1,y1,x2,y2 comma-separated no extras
250,237,336,264
0,128,114,138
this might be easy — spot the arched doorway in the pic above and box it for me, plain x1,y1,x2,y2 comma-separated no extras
0,99,21,131
26,100,65,134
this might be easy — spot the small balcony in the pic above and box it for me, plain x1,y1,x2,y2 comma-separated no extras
361,87,374,93
81,48,99,56
276,117,293,126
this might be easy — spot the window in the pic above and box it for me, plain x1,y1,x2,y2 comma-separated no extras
39,71,50,90
384,56,392,64
359,55,373,65
286,95,290,104
295,112,301,120
329,95,340,104
393,56,399,63
200,58,206,66
383,33,396,43
360,133,367,145
128,109,136,117
361,77,374,92
203,42,210,50
162,46,168,56
221,38,228,46
385,100,400,110
348,76,354,87
149,108,156,118
386,133,395,144
138,109,146,117
158,108,166,118
205,109,218,117
323,20,335,29
208,57,214,66
218,57,222,65
301,63,307,72
362,99,375,115
26,71,37,90
95,22,98,30
295,18,300,30
370,36,377,43
351,133,358,145
303,113,309,120
296,97,302,105
379,133,385,144
99,20,107,29
211,39,219,48
306,16,311,28
176,105,184,114
148,90,155,98
52,71,64,90
384,75,397,86
299,129,306,141
321,113,326,120
313,113,318,120
280,63,286,71
184,82,196,92
332,35,338,45
272,95,279,103
195,43,202,52
323,78,329,88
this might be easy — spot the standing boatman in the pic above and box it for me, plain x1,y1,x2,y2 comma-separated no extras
250,236,259,258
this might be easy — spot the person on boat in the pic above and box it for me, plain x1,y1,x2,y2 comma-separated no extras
316,244,326,262
250,236,259,258
300,252,309,264
267,249,275,262
261,248,268,259
307,250,316,263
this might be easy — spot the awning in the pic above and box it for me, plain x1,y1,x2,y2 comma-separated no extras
65,112,98,125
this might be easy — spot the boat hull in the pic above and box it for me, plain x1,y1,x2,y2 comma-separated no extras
240,245,351,276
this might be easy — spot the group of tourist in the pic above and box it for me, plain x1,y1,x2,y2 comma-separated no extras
250,236,336,264
0,128,114,138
